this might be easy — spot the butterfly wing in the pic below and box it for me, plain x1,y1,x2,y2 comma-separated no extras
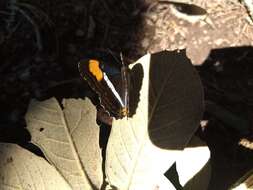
78,59,126,118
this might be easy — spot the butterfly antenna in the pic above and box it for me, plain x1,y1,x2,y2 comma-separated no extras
120,52,127,67
106,48,121,64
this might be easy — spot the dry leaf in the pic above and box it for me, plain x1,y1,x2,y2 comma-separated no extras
0,142,71,190
177,136,211,189
22,50,208,190
105,50,206,189
26,98,102,190
231,168,253,190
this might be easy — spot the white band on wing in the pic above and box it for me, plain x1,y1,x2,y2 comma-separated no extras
103,72,125,107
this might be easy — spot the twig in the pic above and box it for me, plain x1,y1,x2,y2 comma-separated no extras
13,5,43,50
241,0,253,24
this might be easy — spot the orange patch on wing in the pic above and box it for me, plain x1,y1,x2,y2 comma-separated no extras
89,59,103,81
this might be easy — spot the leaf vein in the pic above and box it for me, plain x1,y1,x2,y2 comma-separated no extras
30,115,63,128
119,127,132,160
37,104,58,113
112,143,128,175
70,109,82,135
11,158,24,189
45,146,75,161
42,135,69,144
22,158,37,189
0,182,20,188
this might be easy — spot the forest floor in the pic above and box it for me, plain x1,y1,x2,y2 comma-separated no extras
1,0,253,189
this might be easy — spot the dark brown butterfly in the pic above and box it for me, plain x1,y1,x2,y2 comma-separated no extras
78,55,130,119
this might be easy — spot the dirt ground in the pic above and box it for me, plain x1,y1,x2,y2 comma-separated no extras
1,0,253,189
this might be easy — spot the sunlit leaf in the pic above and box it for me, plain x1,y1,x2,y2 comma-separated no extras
231,168,253,190
26,98,102,190
0,142,71,190
105,50,205,189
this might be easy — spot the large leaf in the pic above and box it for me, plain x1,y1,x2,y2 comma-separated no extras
26,98,103,190
0,142,71,190
105,50,205,189
22,50,207,190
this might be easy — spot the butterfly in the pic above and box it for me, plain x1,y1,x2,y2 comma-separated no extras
78,53,130,119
